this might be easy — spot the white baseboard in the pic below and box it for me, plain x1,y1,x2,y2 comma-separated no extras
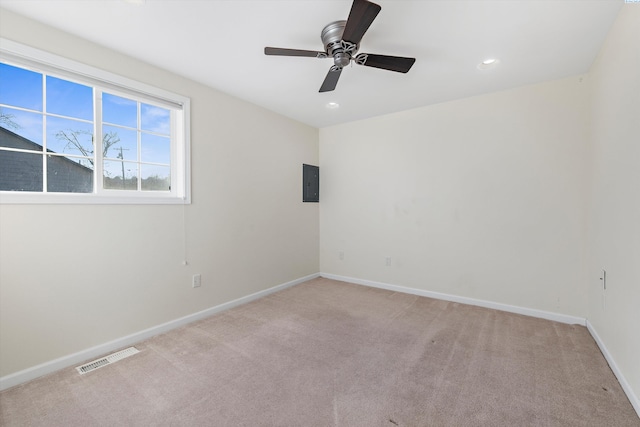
320,273,586,325
0,273,320,391
586,320,640,418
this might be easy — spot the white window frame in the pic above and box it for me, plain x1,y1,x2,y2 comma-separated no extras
0,38,191,205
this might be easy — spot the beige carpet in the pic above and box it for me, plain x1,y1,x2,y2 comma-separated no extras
1,277,638,426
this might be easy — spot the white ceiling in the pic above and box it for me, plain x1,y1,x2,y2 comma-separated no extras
0,0,622,128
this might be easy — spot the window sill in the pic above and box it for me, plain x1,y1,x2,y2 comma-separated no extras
0,192,190,205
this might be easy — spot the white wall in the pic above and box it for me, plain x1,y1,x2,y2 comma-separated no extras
587,4,640,408
0,9,319,377
320,76,590,318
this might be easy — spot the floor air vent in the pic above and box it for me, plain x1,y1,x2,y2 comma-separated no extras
76,347,140,375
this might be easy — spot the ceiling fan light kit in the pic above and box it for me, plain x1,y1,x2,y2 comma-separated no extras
264,0,416,92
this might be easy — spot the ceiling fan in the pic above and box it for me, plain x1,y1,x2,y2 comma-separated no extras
264,0,416,93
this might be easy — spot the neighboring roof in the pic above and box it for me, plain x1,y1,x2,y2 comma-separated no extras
0,125,93,192
0,125,93,172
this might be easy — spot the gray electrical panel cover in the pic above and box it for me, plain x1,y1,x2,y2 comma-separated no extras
303,164,319,202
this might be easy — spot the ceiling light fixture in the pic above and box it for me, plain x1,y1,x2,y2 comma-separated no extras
326,102,340,109
477,58,500,70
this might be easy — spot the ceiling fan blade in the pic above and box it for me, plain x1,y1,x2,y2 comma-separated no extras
319,67,343,92
355,53,416,73
264,47,327,58
342,0,381,45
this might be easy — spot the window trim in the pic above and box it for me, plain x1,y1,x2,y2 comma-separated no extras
0,38,191,205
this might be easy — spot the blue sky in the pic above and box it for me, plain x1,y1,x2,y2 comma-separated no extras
1,62,171,168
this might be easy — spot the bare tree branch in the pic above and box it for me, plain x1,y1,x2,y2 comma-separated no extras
55,129,121,166
0,109,21,130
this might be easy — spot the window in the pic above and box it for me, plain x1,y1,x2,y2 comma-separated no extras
0,39,190,204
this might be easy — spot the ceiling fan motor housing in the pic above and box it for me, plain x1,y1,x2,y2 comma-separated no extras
321,20,357,68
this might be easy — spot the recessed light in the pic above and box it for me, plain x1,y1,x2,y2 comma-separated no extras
326,102,340,109
477,58,500,70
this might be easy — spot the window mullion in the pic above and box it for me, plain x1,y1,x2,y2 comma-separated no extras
137,102,141,191
95,89,104,194
41,72,47,193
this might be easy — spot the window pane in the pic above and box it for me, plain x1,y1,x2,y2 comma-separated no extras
46,76,93,121
141,103,170,135
141,133,170,164
103,93,136,128
46,116,94,156
141,164,170,191
0,63,43,111
103,125,137,161
103,160,137,190
0,107,43,148
0,150,43,191
47,154,93,193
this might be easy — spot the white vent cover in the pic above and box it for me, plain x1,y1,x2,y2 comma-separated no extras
76,347,140,375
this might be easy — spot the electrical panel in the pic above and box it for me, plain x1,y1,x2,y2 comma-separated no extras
303,164,319,202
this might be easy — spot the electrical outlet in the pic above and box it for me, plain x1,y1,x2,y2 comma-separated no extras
339,251,344,261
192,274,201,288
385,257,392,266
